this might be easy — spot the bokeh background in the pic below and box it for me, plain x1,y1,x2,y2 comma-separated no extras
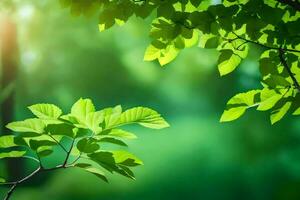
1,1,300,200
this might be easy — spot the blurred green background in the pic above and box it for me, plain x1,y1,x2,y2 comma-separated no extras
1,1,300,200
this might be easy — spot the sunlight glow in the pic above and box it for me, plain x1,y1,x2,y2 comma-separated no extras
18,5,34,21
21,51,38,72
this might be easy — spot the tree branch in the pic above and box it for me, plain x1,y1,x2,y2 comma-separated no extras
277,0,300,11
2,138,77,200
3,167,41,200
232,32,300,53
2,164,74,200
278,48,300,92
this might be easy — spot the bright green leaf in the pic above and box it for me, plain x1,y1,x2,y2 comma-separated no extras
221,90,260,122
6,119,46,134
114,107,169,129
0,135,18,148
0,151,26,159
270,101,292,124
71,98,95,123
28,104,62,119
218,49,241,76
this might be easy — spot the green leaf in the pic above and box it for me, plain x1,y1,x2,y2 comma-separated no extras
46,123,75,138
262,75,291,88
6,119,46,134
181,29,199,48
257,88,282,111
114,107,169,129
28,104,62,119
199,34,219,48
144,44,160,61
85,111,104,134
88,150,142,178
71,98,95,124
293,107,300,115
218,49,241,76
112,150,143,166
220,90,260,122
90,150,143,168
0,135,18,148
106,129,137,139
29,139,57,151
97,137,127,146
158,45,179,66
270,101,292,124
220,107,247,122
0,177,5,183
37,146,53,157
0,151,26,159
75,163,108,183
70,99,104,134
102,105,122,130
77,138,100,153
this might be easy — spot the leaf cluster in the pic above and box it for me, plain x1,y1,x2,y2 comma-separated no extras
61,0,300,124
0,98,169,184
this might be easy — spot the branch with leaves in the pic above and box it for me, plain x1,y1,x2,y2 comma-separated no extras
0,98,169,200
60,0,300,124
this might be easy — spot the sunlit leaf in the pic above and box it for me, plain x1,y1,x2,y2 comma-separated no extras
221,90,260,122
218,49,241,76
6,119,45,134
0,151,26,159
0,135,18,148
71,98,95,123
28,104,62,119
270,101,292,124
75,163,108,182
113,107,170,129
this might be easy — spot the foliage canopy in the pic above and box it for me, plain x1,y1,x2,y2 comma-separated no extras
61,0,300,124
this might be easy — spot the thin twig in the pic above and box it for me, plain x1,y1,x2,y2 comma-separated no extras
232,32,300,53
3,164,73,200
2,138,77,200
22,156,40,164
236,41,248,50
4,167,41,200
176,21,300,54
36,153,44,169
278,48,300,92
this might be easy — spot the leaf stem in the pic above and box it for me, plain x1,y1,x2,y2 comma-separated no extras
48,134,68,153
62,139,75,167
69,153,82,166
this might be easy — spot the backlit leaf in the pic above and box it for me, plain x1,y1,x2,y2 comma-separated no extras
28,104,62,119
